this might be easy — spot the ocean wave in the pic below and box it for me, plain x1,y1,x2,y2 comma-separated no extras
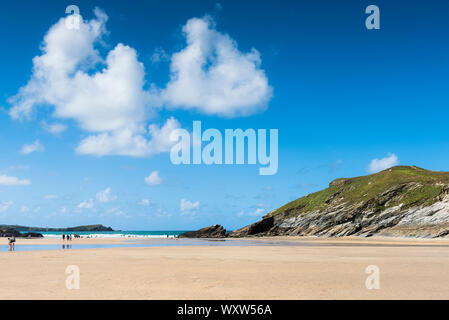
41,233,177,239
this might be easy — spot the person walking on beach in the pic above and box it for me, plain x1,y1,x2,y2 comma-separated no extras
62,233,65,241
8,236,15,251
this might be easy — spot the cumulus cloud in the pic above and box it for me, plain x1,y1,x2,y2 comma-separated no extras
162,16,272,117
150,47,169,64
78,198,94,209
180,198,200,212
76,117,181,157
9,9,175,158
1,165,30,173
44,194,58,200
0,201,13,213
9,8,109,120
367,153,399,173
96,187,117,203
0,174,31,186
237,204,267,217
20,140,44,155
237,208,265,217
139,199,150,206
42,121,67,135
250,208,265,216
105,207,125,217
145,171,163,186
9,10,272,157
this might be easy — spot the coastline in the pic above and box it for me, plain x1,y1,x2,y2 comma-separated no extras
4,234,449,246
1,236,449,299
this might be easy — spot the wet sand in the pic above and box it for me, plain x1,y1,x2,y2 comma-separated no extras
0,236,448,299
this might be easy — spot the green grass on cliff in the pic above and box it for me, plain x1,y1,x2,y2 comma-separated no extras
267,166,449,218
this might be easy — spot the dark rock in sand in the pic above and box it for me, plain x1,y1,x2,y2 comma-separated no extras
0,228,21,237
178,225,226,238
20,232,44,238
228,217,275,237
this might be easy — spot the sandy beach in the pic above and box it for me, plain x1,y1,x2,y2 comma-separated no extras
0,236,449,300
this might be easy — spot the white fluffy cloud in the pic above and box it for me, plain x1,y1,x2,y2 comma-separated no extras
76,117,181,157
20,140,44,155
78,187,116,210
9,8,109,120
237,204,267,217
0,174,31,186
367,153,399,173
78,198,94,209
0,201,13,213
44,194,58,200
106,207,125,217
180,198,200,212
42,121,67,135
150,47,169,64
162,17,272,117
139,199,150,206
9,9,173,158
96,187,117,203
145,171,163,186
9,10,272,157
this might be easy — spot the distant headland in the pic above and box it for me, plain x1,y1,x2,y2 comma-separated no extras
0,224,114,232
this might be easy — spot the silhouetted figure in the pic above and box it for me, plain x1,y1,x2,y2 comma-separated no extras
62,233,65,241
8,237,15,251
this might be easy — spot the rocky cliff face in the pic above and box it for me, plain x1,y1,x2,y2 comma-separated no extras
229,166,449,238
179,225,227,238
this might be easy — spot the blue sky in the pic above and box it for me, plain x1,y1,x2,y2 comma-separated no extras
0,0,448,230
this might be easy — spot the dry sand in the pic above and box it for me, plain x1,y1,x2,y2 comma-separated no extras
0,236,448,299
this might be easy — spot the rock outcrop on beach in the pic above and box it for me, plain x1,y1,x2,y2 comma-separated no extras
20,232,44,238
179,225,227,238
229,166,449,238
0,228,21,237
0,228,43,238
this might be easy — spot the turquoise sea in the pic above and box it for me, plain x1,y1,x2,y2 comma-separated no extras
40,230,189,238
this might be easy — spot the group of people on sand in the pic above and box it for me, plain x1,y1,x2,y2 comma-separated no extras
62,233,73,241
